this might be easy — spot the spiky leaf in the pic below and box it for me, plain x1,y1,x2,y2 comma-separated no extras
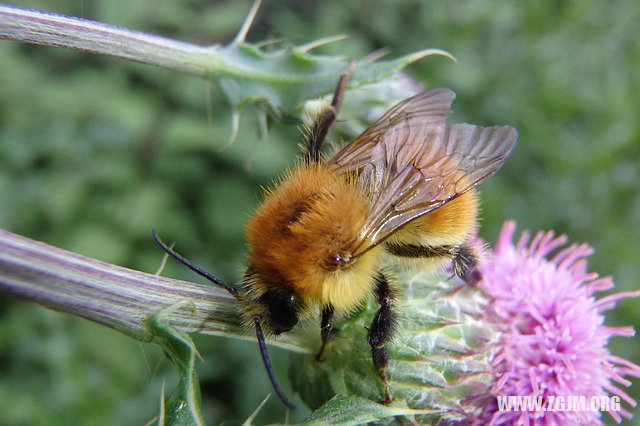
303,394,440,425
212,43,451,112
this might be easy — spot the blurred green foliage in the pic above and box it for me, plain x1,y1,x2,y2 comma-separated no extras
1,0,638,424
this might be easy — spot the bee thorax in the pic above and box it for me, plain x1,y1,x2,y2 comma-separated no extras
245,164,375,311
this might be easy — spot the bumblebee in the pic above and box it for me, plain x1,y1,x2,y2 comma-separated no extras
153,66,517,409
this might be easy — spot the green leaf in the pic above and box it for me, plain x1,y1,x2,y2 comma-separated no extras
211,42,452,112
146,304,204,426
303,394,439,425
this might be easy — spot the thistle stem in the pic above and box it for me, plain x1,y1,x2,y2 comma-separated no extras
0,229,310,353
0,4,219,77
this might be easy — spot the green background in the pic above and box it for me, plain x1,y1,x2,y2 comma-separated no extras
1,0,638,424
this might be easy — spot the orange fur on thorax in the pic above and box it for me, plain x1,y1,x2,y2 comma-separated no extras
245,163,380,313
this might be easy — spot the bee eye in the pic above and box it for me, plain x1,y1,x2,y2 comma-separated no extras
324,253,352,271
259,291,299,334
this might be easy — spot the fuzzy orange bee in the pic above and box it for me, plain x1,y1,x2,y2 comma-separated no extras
153,67,517,409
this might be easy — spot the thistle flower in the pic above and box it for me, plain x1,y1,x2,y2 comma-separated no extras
478,221,640,425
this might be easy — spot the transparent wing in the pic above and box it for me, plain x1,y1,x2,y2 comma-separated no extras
328,89,518,256
330,88,456,173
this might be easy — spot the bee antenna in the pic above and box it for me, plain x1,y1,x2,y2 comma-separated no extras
151,229,239,298
253,317,296,411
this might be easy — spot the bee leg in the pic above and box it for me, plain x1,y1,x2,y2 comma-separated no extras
367,273,397,404
304,61,355,163
451,243,481,285
315,305,337,362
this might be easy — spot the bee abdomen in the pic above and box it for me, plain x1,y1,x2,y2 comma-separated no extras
384,243,453,258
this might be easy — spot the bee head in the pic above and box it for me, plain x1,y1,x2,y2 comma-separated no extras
258,289,299,334
242,269,301,335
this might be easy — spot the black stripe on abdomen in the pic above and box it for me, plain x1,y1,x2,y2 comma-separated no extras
384,243,453,258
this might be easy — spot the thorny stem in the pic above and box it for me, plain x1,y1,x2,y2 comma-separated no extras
0,4,219,77
0,229,310,353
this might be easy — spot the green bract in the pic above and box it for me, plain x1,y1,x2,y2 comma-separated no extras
293,271,500,424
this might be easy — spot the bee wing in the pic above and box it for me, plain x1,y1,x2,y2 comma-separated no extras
330,89,456,173
328,88,518,255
